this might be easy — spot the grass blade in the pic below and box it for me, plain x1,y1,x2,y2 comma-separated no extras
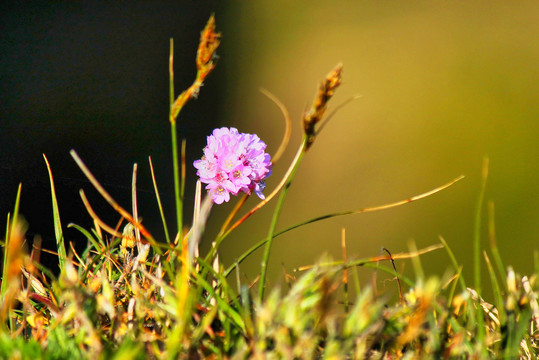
2,183,22,299
69,150,156,248
148,157,171,245
67,223,104,255
196,259,246,335
43,155,67,271
487,201,506,288
439,236,467,292
259,139,307,301
483,251,505,326
473,157,489,357
1,213,11,301
259,88,291,163
474,157,489,294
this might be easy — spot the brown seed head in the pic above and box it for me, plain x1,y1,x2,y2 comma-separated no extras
303,63,343,148
196,14,221,72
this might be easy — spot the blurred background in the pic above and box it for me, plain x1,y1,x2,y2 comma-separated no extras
1,1,538,298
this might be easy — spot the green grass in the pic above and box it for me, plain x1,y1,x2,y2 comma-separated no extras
1,16,538,359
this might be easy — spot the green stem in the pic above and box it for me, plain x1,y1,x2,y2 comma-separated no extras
204,139,307,266
169,39,183,237
473,157,488,354
258,138,307,302
474,157,488,295
169,39,175,108
149,157,172,244
171,121,183,237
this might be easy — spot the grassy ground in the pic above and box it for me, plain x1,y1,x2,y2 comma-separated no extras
1,16,538,359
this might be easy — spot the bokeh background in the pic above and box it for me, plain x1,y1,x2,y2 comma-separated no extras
1,1,538,299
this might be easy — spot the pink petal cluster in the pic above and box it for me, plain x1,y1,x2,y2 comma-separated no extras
194,127,272,204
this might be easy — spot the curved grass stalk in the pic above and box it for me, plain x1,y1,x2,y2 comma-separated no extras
205,138,307,265
294,243,443,272
315,94,362,136
259,88,292,164
79,190,123,238
70,150,157,249
216,194,248,239
271,175,465,234
363,262,416,288
258,137,308,301
211,64,344,280
67,223,104,255
220,140,306,240
215,89,291,240
224,175,464,277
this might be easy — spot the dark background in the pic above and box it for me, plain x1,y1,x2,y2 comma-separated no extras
1,1,226,269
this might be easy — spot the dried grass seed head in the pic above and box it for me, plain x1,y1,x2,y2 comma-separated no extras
303,63,343,148
196,14,221,72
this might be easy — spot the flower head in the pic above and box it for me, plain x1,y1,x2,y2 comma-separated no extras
194,127,272,204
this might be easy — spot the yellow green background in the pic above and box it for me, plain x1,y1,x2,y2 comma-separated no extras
204,1,539,293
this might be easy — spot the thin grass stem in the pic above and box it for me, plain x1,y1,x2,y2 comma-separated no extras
169,38,174,111
206,138,308,264
79,190,123,238
217,194,248,239
224,177,463,277
473,157,489,356
439,236,467,292
148,157,171,244
363,263,415,288
341,228,349,312
69,150,156,247
131,163,141,247
488,200,505,287
43,155,66,272
259,138,308,301
294,243,443,272
483,250,505,326
169,37,184,244
171,121,182,238
474,157,489,295
259,88,291,163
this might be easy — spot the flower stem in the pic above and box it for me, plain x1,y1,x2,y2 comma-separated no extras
258,137,307,302
217,194,249,238
204,138,307,265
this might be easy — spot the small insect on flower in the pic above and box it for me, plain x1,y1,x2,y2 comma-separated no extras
194,127,272,204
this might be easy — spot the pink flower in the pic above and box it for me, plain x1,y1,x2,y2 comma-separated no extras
194,127,272,204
